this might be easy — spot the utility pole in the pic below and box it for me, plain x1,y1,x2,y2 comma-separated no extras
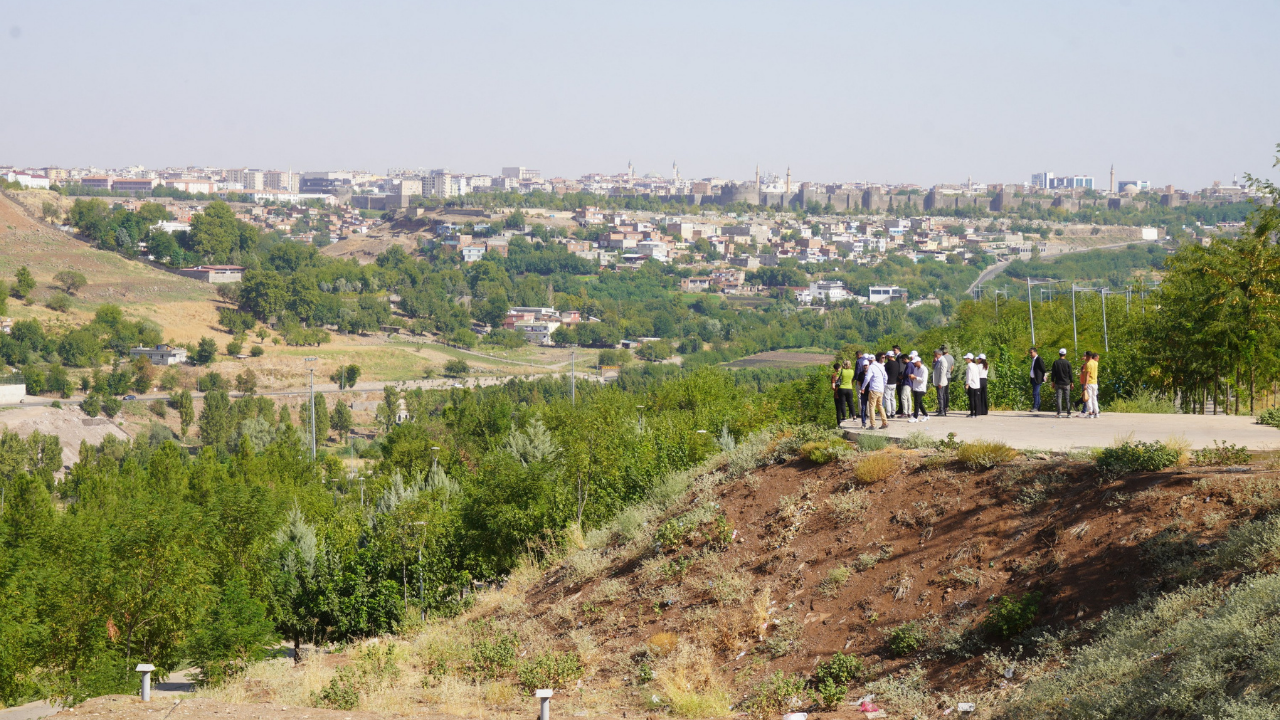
1026,278,1060,346
305,356,317,459
570,345,576,404
1100,289,1110,352
1071,284,1079,356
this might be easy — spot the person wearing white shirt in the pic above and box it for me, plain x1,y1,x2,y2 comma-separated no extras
964,353,982,418
860,351,890,429
977,353,990,416
908,358,929,422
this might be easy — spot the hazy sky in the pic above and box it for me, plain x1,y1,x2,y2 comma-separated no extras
2,0,1276,188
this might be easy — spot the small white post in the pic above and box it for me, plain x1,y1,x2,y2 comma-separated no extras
536,689,553,720
136,663,155,702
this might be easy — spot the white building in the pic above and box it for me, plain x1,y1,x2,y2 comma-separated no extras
797,280,849,305
129,344,189,366
501,167,541,181
6,172,50,189
868,285,907,304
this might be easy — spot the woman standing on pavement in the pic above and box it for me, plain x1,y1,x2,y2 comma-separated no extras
977,353,990,415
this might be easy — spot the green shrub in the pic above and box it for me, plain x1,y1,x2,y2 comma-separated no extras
1096,441,1179,474
1107,391,1176,414
314,667,360,710
468,624,517,680
983,591,1041,640
957,439,1019,469
900,430,938,450
249,344,265,357
887,621,926,656
857,433,889,452
1258,407,1280,428
811,652,862,707
747,671,807,718
800,439,838,463
1190,440,1251,467
516,650,583,691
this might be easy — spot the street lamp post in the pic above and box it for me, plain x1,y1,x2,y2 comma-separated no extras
1099,289,1111,352
1025,278,1060,347
304,356,318,460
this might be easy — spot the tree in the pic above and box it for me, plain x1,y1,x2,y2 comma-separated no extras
249,345,264,357
375,385,401,433
254,326,269,344
301,394,330,443
226,338,243,356
448,329,478,349
199,390,232,449
81,395,101,417
53,270,87,295
329,364,362,390
238,269,287,321
194,337,218,365
234,369,257,395
45,292,71,313
324,395,351,440
344,364,361,389
169,390,194,437
189,201,240,262
101,396,122,418
635,340,674,362
186,579,277,687
13,266,35,299
444,359,469,378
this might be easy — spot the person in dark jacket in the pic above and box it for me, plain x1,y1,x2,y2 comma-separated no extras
883,351,902,418
1050,348,1073,417
1029,347,1046,412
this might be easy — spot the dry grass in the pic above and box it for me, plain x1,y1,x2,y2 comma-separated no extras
1165,434,1192,466
563,548,609,585
827,487,872,522
710,567,750,605
956,439,1020,469
654,640,734,718
848,452,900,485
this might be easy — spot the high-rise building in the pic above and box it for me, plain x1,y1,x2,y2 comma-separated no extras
226,168,265,190
501,167,540,181
1031,171,1055,188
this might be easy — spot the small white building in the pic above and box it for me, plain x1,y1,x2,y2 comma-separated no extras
797,280,849,305
130,344,189,366
868,285,908,304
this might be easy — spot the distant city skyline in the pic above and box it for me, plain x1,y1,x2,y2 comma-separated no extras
1,0,1276,188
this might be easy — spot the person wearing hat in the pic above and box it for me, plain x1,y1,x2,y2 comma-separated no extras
964,353,981,417
900,352,919,417
908,355,929,423
861,351,890,429
1028,347,1046,412
883,350,901,418
977,353,990,416
1050,348,1074,417
932,348,950,417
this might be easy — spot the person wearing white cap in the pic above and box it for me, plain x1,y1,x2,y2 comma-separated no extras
1050,348,1074,417
908,355,929,423
883,350,901,418
900,352,919,417
964,353,981,417
932,349,949,417
977,353,990,416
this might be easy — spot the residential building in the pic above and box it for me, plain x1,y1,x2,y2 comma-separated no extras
5,172,50,189
42,167,68,184
798,280,849,304
868,285,907,304
226,168,265,190
1031,172,1055,189
729,255,760,270
264,170,298,192
165,179,217,194
177,265,245,283
680,277,712,292
113,178,156,193
130,344,189,366
80,176,112,189
501,167,541,181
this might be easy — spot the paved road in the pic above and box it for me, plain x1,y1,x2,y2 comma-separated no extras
967,238,1161,294
0,671,195,720
842,409,1280,451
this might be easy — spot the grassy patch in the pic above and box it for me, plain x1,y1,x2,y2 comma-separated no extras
956,439,1019,469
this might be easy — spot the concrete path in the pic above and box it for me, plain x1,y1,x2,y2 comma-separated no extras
0,671,195,720
842,410,1280,451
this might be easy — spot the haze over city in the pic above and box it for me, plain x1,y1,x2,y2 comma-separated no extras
2,0,1277,187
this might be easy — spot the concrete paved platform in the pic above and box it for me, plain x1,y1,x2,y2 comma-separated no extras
842,410,1280,452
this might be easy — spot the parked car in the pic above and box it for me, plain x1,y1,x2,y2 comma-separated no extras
123,395,137,400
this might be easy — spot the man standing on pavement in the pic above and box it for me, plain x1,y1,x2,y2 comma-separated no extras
1029,347,1046,412
900,351,919,417
932,349,949,416
861,351,889,429
836,359,857,426
908,356,929,422
1051,348,1073,417
883,350,901,418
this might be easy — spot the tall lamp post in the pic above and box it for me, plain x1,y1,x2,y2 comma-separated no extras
1025,278,1061,346
304,356,318,460
1070,284,1102,357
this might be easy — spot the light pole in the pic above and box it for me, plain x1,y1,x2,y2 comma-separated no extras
569,344,577,405
305,356,318,459
1071,284,1101,356
1098,289,1112,352
1025,278,1060,346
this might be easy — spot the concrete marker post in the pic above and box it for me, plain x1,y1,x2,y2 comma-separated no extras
136,663,155,701
536,688,553,720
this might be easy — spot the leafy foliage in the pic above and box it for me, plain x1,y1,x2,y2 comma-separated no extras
1096,441,1179,474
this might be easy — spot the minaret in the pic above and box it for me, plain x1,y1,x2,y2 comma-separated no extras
1109,164,1115,194
785,166,791,196
628,160,634,181
755,164,760,187
673,161,679,183
967,175,972,191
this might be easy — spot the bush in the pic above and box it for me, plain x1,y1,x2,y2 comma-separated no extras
468,625,518,681
444,358,470,377
1259,407,1280,428
516,650,583,691
851,453,898,484
857,433,889,452
226,339,243,356
827,489,871,523
887,621,926,656
900,430,938,450
1108,390,1176,414
800,439,839,464
249,344,264,357
315,667,360,710
1096,440,1179,474
984,591,1041,640
81,395,101,417
101,396,122,418
747,671,807,718
957,439,1019,469
481,328,527,349
817,566,851,598
1190,440,1251,467
148,399,167,418
45,292,71,313
811,652,862,708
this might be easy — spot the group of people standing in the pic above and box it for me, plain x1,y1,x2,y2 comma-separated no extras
833,344,990,429
833,344,1100,427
